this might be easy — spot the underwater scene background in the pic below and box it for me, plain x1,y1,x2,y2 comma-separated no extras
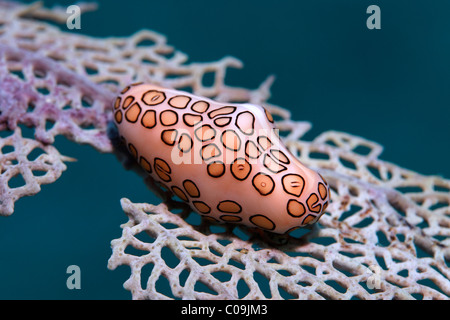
1,0,449,299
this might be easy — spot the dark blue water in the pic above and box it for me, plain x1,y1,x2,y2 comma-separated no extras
1,0,449,299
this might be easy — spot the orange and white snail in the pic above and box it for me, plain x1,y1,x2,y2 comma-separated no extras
113,83,329,234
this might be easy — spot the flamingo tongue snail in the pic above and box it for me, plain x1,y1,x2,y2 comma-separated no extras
113,83,329,234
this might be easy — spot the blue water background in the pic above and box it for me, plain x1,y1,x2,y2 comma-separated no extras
1,0,449,299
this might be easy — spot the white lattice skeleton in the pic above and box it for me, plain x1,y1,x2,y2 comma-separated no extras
0,1,448,299
0,127,68,215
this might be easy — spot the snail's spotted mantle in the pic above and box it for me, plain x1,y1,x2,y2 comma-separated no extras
113,83,329,234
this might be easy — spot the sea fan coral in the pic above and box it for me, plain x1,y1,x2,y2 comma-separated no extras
0,1,449,300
